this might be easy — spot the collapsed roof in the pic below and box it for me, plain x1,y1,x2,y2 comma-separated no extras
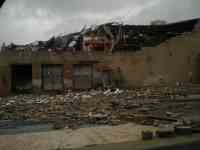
1,18,200,53
86,18,200,51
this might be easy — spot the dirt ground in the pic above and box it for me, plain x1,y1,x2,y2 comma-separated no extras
0,123,158,150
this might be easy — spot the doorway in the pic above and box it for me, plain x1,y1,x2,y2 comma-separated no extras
73,64,93,89
11,64,32,93
42,64,64,91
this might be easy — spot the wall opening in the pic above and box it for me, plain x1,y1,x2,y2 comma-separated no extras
101,70,112,88
42,64,64,91
11,64,32,93
73,64,93,89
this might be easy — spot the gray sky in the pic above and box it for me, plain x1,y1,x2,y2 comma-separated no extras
0,0,200,46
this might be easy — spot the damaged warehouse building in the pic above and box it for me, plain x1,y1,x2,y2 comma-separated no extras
0,18,200,95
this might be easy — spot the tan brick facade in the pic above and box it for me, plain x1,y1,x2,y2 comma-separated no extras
0,27,200,95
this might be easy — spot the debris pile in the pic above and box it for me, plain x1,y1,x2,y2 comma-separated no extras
0,85,195,129
1,18,199,53
1,31,84,52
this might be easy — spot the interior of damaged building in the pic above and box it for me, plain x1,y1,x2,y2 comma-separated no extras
0,0,200,150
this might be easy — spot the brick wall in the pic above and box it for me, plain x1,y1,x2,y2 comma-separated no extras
0,27,200,94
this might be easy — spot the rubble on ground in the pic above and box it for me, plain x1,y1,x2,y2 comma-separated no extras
0,85,195,129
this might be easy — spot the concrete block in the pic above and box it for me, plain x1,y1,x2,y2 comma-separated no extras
156,126,175,138
141,131,153,140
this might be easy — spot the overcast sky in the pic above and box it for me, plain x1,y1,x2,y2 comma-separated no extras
0,0,200,46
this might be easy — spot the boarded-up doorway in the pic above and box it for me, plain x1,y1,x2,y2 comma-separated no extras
11,64,32,93
73,64,93,89
42,64,64,91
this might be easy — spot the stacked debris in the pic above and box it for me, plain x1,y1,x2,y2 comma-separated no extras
112,18,199,51
1,18,199,53
0,84,197,129
2,31,84,52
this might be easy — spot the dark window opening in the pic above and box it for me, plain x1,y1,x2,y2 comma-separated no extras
11,64,32,93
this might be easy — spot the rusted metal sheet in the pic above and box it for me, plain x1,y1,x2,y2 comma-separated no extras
42,65,64,91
